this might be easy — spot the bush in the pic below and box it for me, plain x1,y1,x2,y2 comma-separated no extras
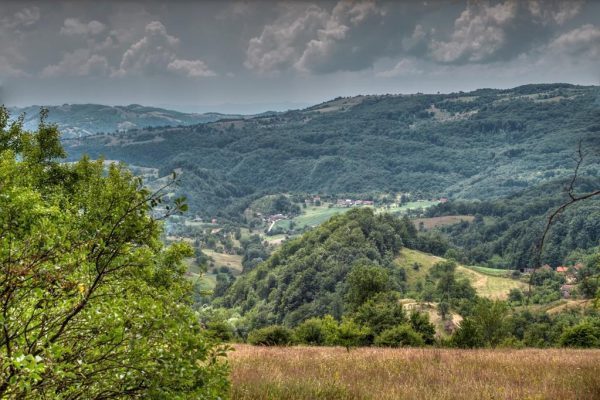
451,319,484,348
559,322,600,348
295,318,327,345
374,324,425,347
334,317,371,350
409,312,436,345
205,321,235,342
247,325,295,346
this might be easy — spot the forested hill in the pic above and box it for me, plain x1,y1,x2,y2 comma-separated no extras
9,103,244,138
426,176,600,269
64,83,600,216
216,208,419,327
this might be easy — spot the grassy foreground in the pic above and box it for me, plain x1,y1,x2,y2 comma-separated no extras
230,345,600,400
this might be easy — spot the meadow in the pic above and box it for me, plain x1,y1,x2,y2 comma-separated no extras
274,200,439,231
397,249,526,300
230,345,600,400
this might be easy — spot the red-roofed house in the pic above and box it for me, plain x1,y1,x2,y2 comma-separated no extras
556,266,569,273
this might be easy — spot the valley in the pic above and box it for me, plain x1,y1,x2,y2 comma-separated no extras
4,1,600,398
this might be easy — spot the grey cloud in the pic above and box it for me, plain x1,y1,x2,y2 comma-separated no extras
1,0,598,109
115,21,214,78
60,18,106,36
294,0,387,73
245,0,411,75
4,6,40,30
528,0,584,25
549,24,600,58
244,3,329,74
428,0,584,64
167,59,216,78
0,6,42,78
429,1,518,63
41,49,110,77
376,58,424,77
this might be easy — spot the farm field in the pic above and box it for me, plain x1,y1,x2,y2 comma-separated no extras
456,266,527,300
274,205,355,230
229,345,600,400
412,215,474,230
396,249,526,299
203,249,243,274
274,200,439,231
379,200,440,215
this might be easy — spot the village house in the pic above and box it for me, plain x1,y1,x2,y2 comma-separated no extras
267,214,286,223
556,266,569,273
560,284,576,298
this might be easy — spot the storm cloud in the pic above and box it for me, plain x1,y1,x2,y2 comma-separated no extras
0,0,598,112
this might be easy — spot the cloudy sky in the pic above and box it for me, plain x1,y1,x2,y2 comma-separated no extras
1,0,599,113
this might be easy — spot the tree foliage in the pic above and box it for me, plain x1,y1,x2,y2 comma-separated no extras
0,107,229,398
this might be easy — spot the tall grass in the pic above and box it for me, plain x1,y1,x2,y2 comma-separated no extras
230,345,600,400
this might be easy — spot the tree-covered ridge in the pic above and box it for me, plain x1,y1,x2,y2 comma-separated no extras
64,84,600,218
0,107,229,398
215,208,419,327
426,176,600,269
9,103,244,138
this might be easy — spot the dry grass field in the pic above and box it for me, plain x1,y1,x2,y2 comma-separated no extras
412,215,475,230
229,345,600,400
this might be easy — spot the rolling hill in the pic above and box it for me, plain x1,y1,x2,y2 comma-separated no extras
8,103,244,138
62,84,600,218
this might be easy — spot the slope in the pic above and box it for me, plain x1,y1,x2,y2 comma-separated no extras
63,84,600,217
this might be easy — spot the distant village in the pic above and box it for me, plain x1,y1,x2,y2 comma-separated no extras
520,263,584,298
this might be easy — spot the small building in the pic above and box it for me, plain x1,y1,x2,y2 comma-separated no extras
363,200,374,206
556,266,569,273
439,197,448,203
268,214,286,223
560,284,575,298
211,218,217,224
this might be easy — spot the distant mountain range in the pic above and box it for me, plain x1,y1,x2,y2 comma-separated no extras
8,103,247,138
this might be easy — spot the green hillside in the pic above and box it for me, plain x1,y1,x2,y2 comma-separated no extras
64,84,600,218
10,103,244,138
396,248,526,300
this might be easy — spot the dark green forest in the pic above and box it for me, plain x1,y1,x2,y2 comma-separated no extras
64,84,600,219
426,177,600,268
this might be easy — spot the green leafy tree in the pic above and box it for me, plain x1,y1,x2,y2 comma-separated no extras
374,325,425,348
335,317,370,351
0,108,229,398
559,322,600,348
248,326,294,346
346,263,390,309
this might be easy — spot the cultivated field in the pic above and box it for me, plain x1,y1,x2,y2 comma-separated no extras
273,200,440,231
230,345,600,400
412,215,474,230
397,249,527,300
203,249,243,275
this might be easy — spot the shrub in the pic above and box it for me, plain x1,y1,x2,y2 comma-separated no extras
247,325,294,346
295,318,327,345
409,311,436,345
451,319,484,348
206,321,235,342
559,322,600,348
374,324,425,347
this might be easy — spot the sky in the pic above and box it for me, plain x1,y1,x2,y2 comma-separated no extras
1,0,599,113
